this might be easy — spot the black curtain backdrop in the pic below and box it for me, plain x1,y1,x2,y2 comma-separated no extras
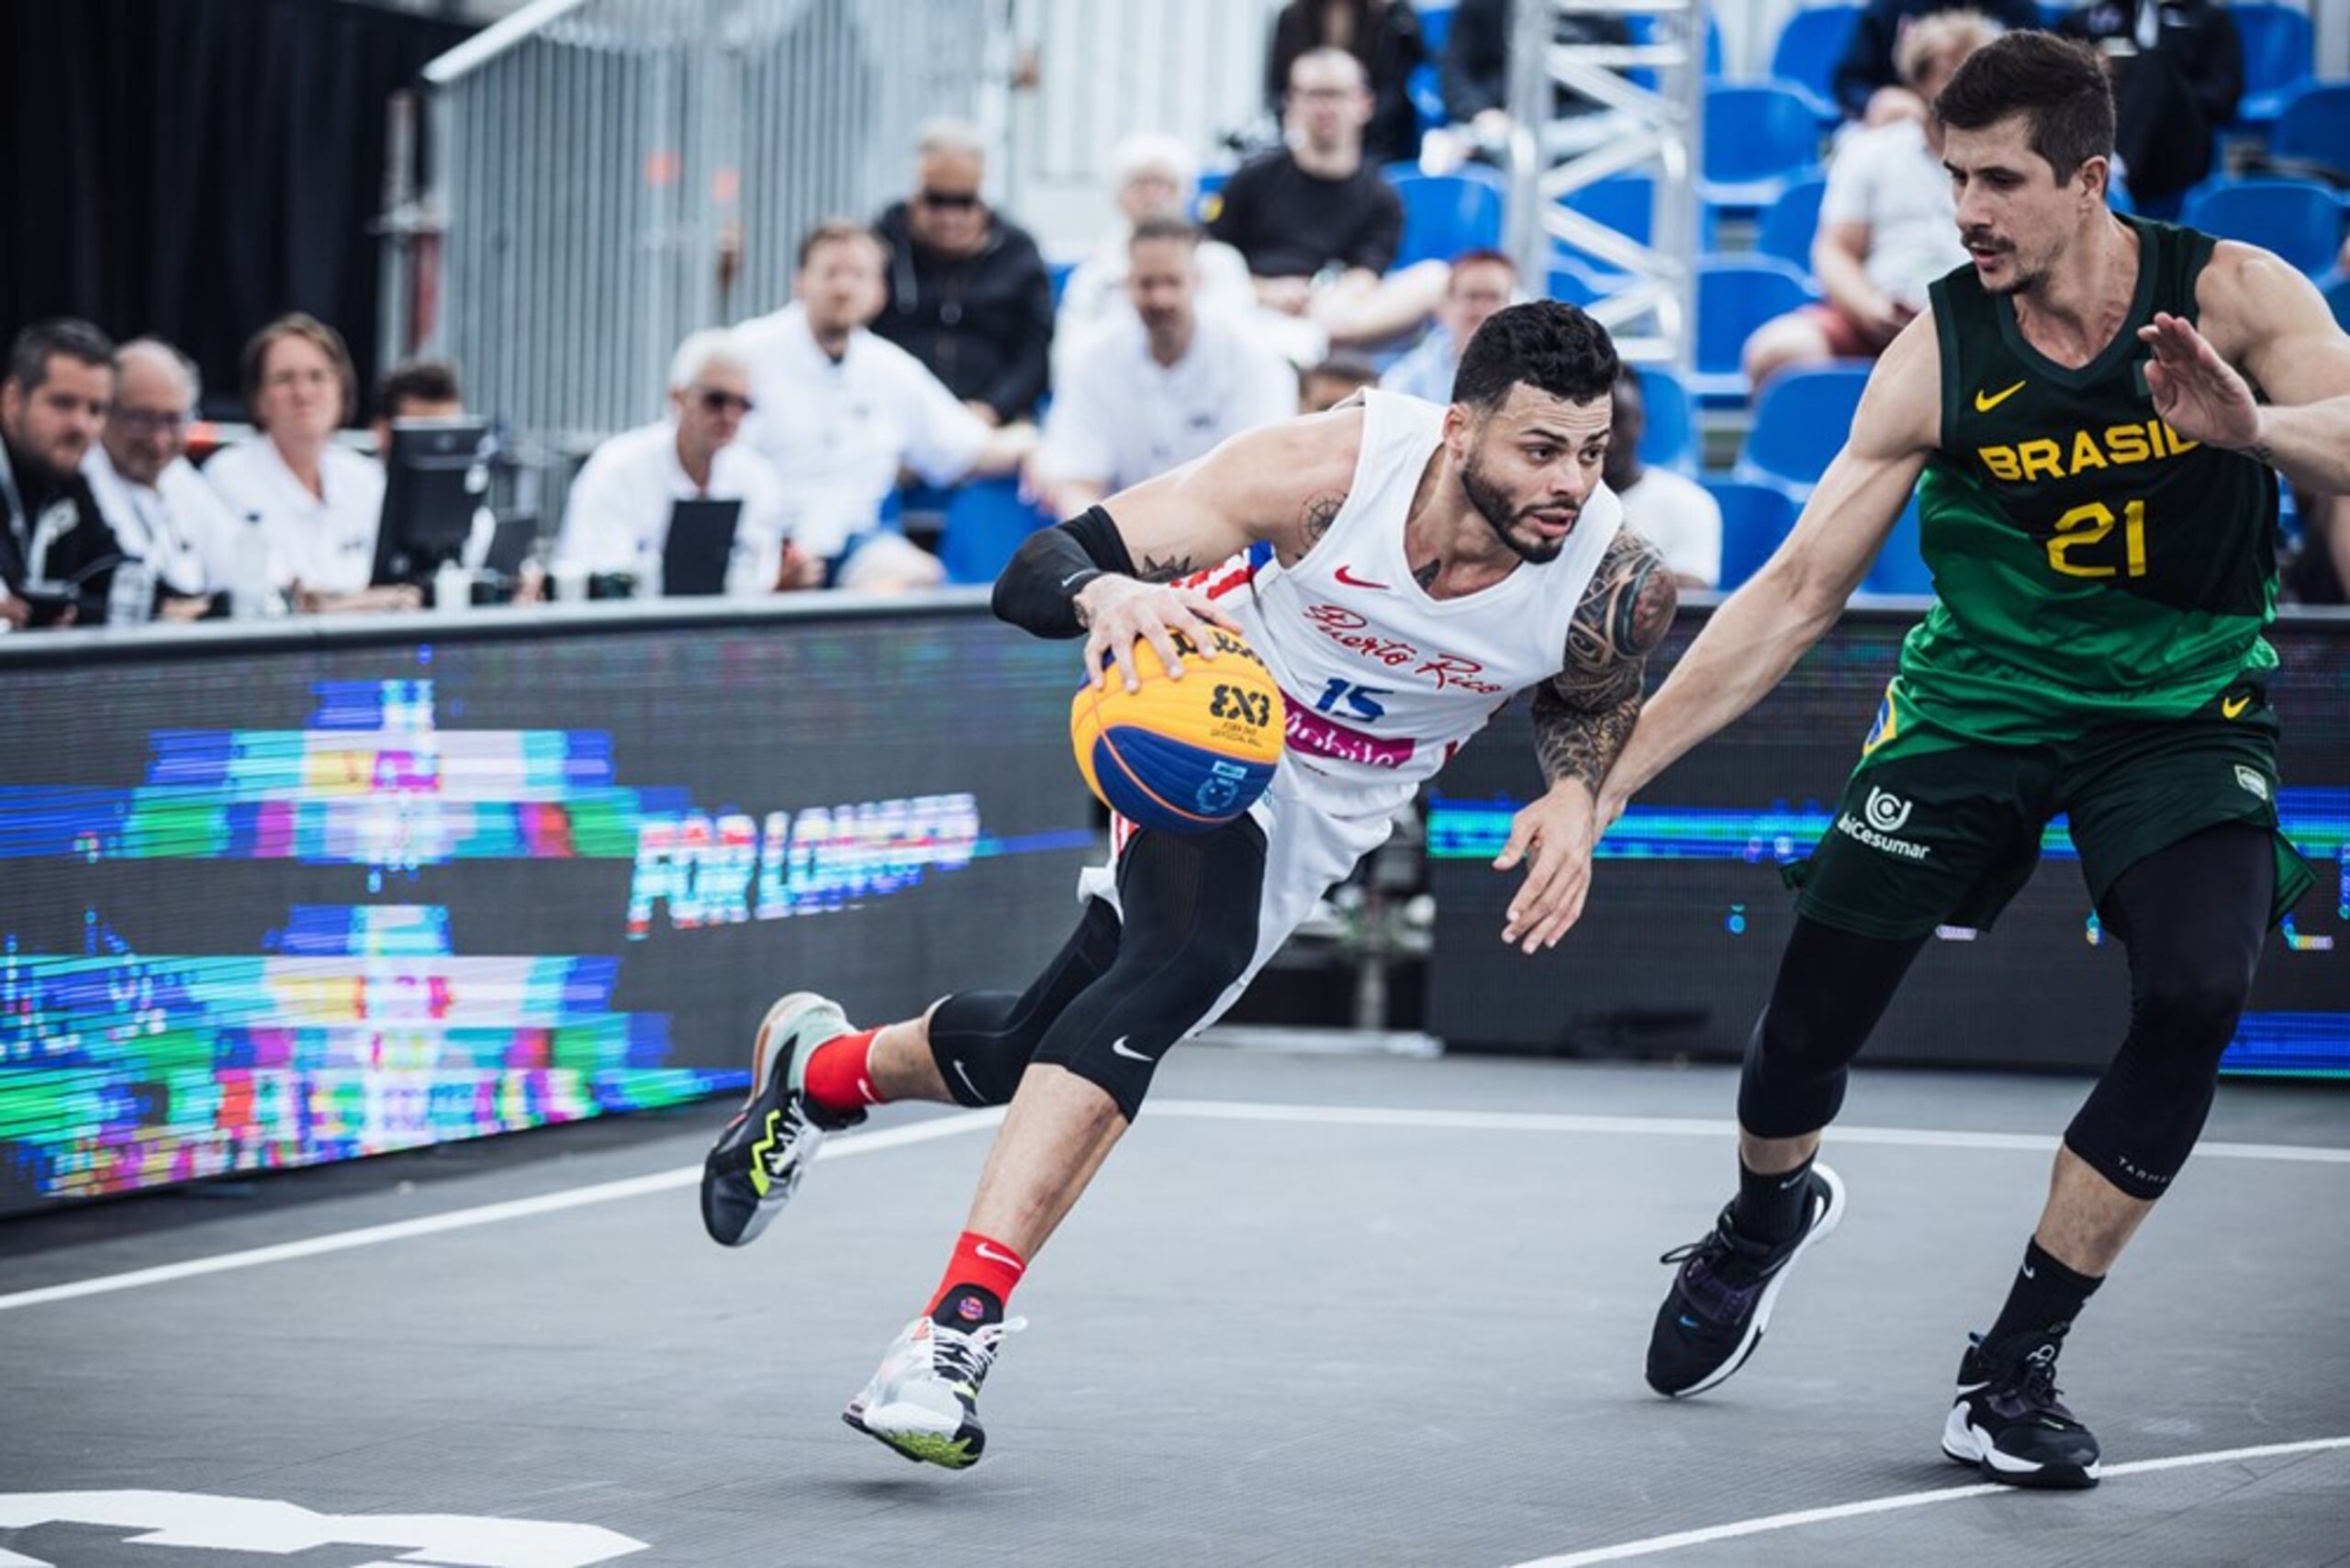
0,0,472,422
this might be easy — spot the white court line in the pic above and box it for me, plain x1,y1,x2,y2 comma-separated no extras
1147,1100,2350,1166
1505,1434,2350,1567
6,1097,2344,1316
0,1109,1003,1315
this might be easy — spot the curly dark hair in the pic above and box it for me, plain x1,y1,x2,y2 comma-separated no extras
1935,31,2115,185
1450,299,1619,412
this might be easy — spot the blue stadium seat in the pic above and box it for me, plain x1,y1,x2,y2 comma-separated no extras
1623,12,1725,85
1409,62,1447,130
1737,364,1873,494
1553,174,1713,278
1388,165,1507,267
1703,479,1798,589
1755,174,1829,270
2181,177,2346,277
1863,495,1930,595
1635,365,1697,476
1701,84,1829,217
937,477,1054,586
1692,254,1821,404
1545,252,1607,308
2231,5,2317,129
2270,81,2350,168
1047,260,1076,309
1768,5,1860,120
1419,0,1454,57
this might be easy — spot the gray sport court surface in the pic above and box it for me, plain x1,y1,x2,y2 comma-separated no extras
4,1050,2346,1568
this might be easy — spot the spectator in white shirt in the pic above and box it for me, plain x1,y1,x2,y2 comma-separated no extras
554,329,808,596
1034,218,1299,517
1605,367,1721,590
735,218,1035,593
1054,133,1258,382
205,313,418,614
1380,248,1518,404
1741,11,2001,387
82,338,234,622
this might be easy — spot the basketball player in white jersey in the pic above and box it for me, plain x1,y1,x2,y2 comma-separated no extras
697,300,1677,1468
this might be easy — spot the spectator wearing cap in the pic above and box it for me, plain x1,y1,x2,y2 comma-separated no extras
205,313,418,613
0,318,123,628
83,337,235,622
554,329,804,597
1055,133,1258,380
1379,248,1517,403
1033,218,1299,517
735,219,1035,594
871,121,1054,427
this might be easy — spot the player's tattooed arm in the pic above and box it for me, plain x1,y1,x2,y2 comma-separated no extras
1280,492,1347,567
1135,553,1197,583
1532,531,1678,793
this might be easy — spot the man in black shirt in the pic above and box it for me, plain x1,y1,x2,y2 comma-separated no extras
871,122,1054,426
0,319,122,629
1210,48,1448,351
2056,0,2241,207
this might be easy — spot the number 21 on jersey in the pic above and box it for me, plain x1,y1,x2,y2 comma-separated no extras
2046,498,2148,579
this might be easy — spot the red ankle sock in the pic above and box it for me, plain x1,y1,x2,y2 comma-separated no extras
926,1230,1027,1325
800,1026,884,1113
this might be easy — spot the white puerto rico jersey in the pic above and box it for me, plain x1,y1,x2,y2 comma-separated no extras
1183,388,1618,823
1082,388,1620,1039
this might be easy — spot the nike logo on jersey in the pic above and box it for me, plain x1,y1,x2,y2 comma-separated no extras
1110,1035,1156,1062
1974,379,2027,412
1332,565,1392,590
2221,694,2252,719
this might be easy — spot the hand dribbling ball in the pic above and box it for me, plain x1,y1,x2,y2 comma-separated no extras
1069,626,1285,834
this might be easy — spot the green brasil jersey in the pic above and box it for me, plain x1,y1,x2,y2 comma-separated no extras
1876,217,2279,756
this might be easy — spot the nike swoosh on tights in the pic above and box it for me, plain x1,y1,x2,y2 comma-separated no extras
1110,1036,1156,1062
950,1059,982,1101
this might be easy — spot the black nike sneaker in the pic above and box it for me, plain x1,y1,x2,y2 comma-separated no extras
1645,1163,1847,1397
1941,1325,2101,1488
699,991,865,1247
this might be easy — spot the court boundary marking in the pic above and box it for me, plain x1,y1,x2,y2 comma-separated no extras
1503,1434,2350,1566
4,1095,2344,1315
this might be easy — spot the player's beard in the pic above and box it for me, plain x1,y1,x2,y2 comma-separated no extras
1460,449,1568,565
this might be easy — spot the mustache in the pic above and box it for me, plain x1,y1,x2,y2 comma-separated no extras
1961,230,2011,252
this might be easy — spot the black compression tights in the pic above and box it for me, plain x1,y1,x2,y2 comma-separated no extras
924,818,1268,1121
1739,824,2274,1202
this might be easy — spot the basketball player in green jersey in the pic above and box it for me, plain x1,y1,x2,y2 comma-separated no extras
1534,33,2350,1485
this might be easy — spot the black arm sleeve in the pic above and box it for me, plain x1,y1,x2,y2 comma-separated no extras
990,505,1139,638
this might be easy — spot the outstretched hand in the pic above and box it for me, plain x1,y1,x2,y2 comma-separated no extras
2140,311,2262,454
1494,783,1600,954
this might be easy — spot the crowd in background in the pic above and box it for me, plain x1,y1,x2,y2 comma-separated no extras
4,0,2343,633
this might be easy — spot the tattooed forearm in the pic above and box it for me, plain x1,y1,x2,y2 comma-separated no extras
1535,530,1679,790
1532,685,1641,791
1136,553,1195,583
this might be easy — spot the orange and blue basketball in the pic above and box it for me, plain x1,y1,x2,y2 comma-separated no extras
1069,627,1285,834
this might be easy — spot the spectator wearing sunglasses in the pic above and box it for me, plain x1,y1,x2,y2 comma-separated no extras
870,121,1054,426
553,329,807,596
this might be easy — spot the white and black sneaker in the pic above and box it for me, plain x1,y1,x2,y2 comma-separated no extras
843,1314,1025,1470
699,992,864,1248
1942,1325,2101,1488
1645,1163,1847,1397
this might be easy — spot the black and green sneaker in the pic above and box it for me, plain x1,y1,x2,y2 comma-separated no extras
699,991,864,1248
